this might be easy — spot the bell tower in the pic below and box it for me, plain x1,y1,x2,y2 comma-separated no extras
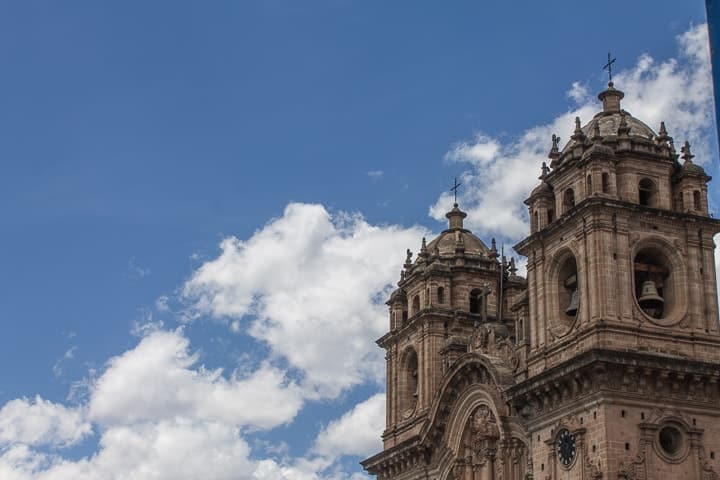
511,82,720,479
380,202,503,449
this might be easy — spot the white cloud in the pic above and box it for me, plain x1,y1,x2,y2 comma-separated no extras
88,329,303,430
127,258,151,279
0,396,91,448
431,24,715,240
567,81,590,103
0,419,255,480
365,170,383,179
313,393,384,460
53,346,78,378
445,134,500,166
183,203,427,397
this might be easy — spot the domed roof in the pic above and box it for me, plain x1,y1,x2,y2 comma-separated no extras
424,202,491,257
530,180,553,198
561,111,656,154
425,228,490,257
681,161,706,176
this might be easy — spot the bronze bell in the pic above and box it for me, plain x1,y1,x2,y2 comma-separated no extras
565,289,579,316
638,280,664,310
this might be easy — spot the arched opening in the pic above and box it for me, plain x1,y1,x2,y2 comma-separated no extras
693,190,701,211
602,172,610,193
412,295,420,315
586,174,592,195
638,178,656,206
547,209,555,223
400,348,419,417
469,288,485,315
558,255,579,320
437,287,445,305
563,188,575,212
634,247,674,320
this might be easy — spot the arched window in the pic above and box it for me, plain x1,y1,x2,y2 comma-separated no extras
412,295,420,315
437,287,445,305
563,188,575,212
548,209,555,223
693,190,701,210
469,288,486,315
586,174,593,195
638,178,656,206
602,172,610,193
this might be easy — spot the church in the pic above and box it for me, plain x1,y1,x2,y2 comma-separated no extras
361,81,720,479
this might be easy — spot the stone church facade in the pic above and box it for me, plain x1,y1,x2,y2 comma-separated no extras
361,83,720,479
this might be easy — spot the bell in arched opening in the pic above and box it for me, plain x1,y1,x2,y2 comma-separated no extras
638,280,664,317
565,289,579,317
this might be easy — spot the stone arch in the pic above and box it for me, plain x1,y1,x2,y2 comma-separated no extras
419,354,527,480
630,236,688,326
546,246,582,337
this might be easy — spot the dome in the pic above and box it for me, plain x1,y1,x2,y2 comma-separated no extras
425,228,490,257
530,181,553,198
561,111,656,154
423,202,491,258
681,162,706,176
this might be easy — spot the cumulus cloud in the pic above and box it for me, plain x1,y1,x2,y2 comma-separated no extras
88,329,303,430
0,396,91,448
0,419,254,480
183,203,427,397
431,23,715,240
313,393,384,460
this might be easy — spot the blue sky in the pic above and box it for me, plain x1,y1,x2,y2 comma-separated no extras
0,1,717,479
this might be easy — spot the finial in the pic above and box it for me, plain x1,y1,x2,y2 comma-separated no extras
509,257,518,276
571,117,586,142
450,177,462,204
548,134,560,167
617,114,630,137
539,161,550,179
656,121,671,146
490,238,498,258
419,237,428,257
404,249,413,268
603,52,616,84
681,141,694,164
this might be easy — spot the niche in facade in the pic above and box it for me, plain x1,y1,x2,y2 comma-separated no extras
634,247,673,320
563,188,575,213
401,348,418,418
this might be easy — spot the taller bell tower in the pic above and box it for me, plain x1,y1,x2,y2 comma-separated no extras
511,81,720,479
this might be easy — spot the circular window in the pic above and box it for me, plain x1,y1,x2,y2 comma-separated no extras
658,426,682,456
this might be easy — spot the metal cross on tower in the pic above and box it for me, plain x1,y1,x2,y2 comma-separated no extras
450,177,461,203
603,52,616,83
